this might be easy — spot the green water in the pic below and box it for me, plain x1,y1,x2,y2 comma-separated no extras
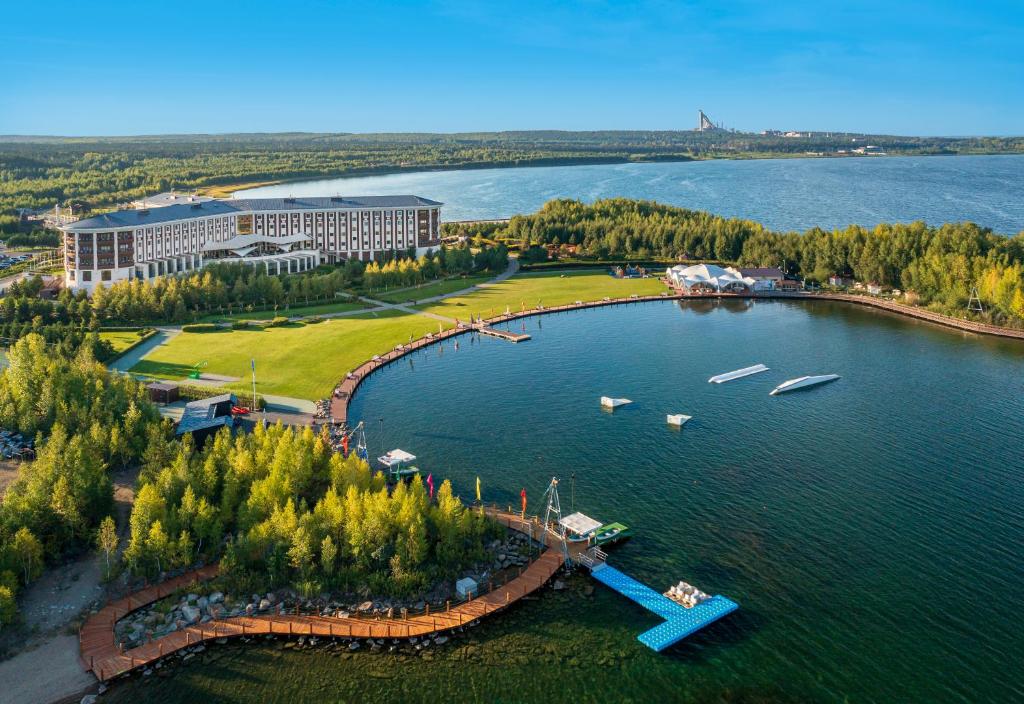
108,300,1024,703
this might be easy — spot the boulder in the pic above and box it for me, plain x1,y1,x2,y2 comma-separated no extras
81,696,98,704
181,605,201,624
209,592,224,604
259,598,272,612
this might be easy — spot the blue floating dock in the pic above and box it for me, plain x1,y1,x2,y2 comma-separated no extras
590,563,738,652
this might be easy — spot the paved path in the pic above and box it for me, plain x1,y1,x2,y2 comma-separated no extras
80,507,566,682
108,328,181,372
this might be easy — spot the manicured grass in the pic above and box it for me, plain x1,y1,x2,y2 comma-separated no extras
100,330,148,354
416,269,668,320
130,310,451,400
198,300,367,323
371,274,492,304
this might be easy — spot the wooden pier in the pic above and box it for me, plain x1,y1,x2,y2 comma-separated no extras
476,325,531,343
79,509,565,682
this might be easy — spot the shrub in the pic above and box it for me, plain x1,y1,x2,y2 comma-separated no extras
0,585,16,627
267,316,290,328
181,323,218,333
305,316,324,324
231,320,250,330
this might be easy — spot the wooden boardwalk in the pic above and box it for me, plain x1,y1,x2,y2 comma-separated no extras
80,509,565,682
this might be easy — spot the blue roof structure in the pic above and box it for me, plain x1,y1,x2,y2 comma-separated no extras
589,564,738,652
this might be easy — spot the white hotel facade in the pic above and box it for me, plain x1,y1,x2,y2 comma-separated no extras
60,195,442,294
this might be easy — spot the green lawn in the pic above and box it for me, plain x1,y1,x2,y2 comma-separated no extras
198,299,367,323
370,274,492,304
100,330,148,354
130,311,451,400
416,270,667,320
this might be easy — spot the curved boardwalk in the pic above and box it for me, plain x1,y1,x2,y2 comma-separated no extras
328,286,1023,426
80,509,565,682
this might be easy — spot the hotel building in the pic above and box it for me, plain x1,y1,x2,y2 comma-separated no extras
60,195,442,294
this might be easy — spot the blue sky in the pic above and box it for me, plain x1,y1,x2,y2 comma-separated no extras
1,0,1021,136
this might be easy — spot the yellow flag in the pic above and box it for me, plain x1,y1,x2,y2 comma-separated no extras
475,476,481,502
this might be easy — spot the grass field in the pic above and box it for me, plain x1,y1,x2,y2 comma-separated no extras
370,274,492,304
130,269,669,400
416,270,667,320
198,300,367,323
100,330,147,354
130,310,451,400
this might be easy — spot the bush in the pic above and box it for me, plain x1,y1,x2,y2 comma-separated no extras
305,316,325,324
181,323,219,333
231,320,250,330
267,316,290,328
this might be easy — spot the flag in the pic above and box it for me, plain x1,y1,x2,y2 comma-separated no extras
427,473,435,499
520,488,527,515
251,358,255,372
341,435,349,456
475,476,481,502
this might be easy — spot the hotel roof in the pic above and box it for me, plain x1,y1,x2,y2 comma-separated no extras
63,195,443,231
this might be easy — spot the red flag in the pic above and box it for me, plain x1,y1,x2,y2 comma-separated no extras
341,435,349,457
520,488,527,515
427,473,435,499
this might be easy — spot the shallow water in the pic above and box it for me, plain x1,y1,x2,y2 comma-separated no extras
236,154,1024,233
110,300,1024,703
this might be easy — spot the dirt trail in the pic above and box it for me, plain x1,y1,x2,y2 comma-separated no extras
0,465,139,703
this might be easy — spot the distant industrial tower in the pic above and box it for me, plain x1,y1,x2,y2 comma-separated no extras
697,110,719,132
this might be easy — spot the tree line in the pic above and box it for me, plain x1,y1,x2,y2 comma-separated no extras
0,334,163,625
500,198,1024,326
125,424,493,599
362,244,508,291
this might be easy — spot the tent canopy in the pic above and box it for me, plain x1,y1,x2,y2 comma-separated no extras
560,512,603,536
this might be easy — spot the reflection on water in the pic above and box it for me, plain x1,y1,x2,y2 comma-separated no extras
110,300,1024,703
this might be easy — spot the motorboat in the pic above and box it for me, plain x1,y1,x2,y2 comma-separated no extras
708,363,769,383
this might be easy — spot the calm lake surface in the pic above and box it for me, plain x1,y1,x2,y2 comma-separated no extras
110,300,1024,703
236,154,1024,233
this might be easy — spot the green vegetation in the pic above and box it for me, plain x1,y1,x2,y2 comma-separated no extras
127,424,493,597
99,329,149,355
0,334,164,622
0,230,60,248
418,270,666,321
493,198,1024,326
199,299,367,323
361,244,507,293
373,274,492,303
3,131,1022,217
132,311,449,399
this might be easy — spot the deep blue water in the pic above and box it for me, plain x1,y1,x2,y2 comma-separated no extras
237,154,1024,233
343,300,1024,702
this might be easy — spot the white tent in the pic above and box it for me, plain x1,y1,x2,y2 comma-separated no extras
559,512,603,537
667,263,756,292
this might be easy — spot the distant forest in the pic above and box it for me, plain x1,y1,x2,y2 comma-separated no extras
2,131,1022,222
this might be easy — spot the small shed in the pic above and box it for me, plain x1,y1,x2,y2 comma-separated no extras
147,381,180,405
456,577,478,599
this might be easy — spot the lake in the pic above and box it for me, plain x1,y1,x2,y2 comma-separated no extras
236,154,1024,233
108,300,1024,703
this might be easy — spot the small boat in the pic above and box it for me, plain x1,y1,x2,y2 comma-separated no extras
666,414,692,426
769,374,840,395
708,363,769,384
594,522,632,546
601,396,632,409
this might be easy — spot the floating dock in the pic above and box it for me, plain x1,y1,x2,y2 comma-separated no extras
477,326,531,343
601,396,632,409
708,364,769,383
769,373,840,395
666,413,692,426
588,563,738,651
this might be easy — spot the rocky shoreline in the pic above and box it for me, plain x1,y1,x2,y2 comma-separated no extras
113,530,534,652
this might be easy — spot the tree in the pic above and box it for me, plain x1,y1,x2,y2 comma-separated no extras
97,516,119,578
12,527,44,586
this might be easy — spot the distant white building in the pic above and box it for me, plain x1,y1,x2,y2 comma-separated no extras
666,263,758,293
130,192,214,210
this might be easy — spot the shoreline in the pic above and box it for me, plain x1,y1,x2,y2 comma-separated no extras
330,288,1024,426
200,151,1023,200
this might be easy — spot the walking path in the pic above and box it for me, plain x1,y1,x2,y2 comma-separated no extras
79,508,566,682
108,327,181,373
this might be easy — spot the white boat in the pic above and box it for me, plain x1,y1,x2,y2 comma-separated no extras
769,374,840,395
708,363,769,384
666,414,692,426
600,396,632,409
